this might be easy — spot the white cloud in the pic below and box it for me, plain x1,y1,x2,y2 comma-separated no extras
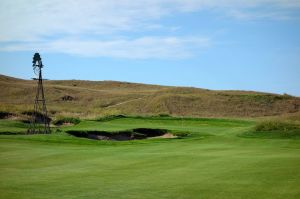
0,36,211,59
228,9,293,20
0,0,299,59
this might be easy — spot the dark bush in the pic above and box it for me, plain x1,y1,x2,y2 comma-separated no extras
158,113,170,117
0,111,13,119
61,95,75,101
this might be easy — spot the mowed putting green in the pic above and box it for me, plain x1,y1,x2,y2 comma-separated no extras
0,117,300,199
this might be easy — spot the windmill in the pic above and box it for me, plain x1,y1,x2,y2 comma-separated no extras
28,53,50,134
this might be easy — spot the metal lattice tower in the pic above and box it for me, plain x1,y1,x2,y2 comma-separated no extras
28,53,50,134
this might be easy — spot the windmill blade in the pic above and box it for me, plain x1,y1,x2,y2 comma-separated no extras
34,66,40,76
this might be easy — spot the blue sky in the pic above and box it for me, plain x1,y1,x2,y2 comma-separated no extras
0,0,300,96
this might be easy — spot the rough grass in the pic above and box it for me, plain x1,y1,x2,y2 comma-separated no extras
255,120,300,131
1,74,300,118
241,114,300,138
53,116,81,125
95,114,126,122
1,117,300,199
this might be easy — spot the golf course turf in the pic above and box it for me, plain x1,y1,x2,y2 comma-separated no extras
0,117,299,199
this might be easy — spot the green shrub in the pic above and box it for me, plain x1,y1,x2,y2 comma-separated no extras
255,120,300,132
53,117,80,125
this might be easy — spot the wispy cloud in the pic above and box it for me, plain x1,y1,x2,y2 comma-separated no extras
0,0,299,59
0,36,211,59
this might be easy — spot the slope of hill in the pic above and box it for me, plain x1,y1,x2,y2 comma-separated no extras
0,74,299,118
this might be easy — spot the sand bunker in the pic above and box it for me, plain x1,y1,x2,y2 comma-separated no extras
66,128,177,141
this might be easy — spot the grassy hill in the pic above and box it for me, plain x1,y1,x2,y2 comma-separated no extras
1,74,299,118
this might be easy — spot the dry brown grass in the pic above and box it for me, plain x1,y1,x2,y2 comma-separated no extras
1,74,300,119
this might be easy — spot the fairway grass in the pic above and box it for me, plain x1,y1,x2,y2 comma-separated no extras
0,117,300,199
